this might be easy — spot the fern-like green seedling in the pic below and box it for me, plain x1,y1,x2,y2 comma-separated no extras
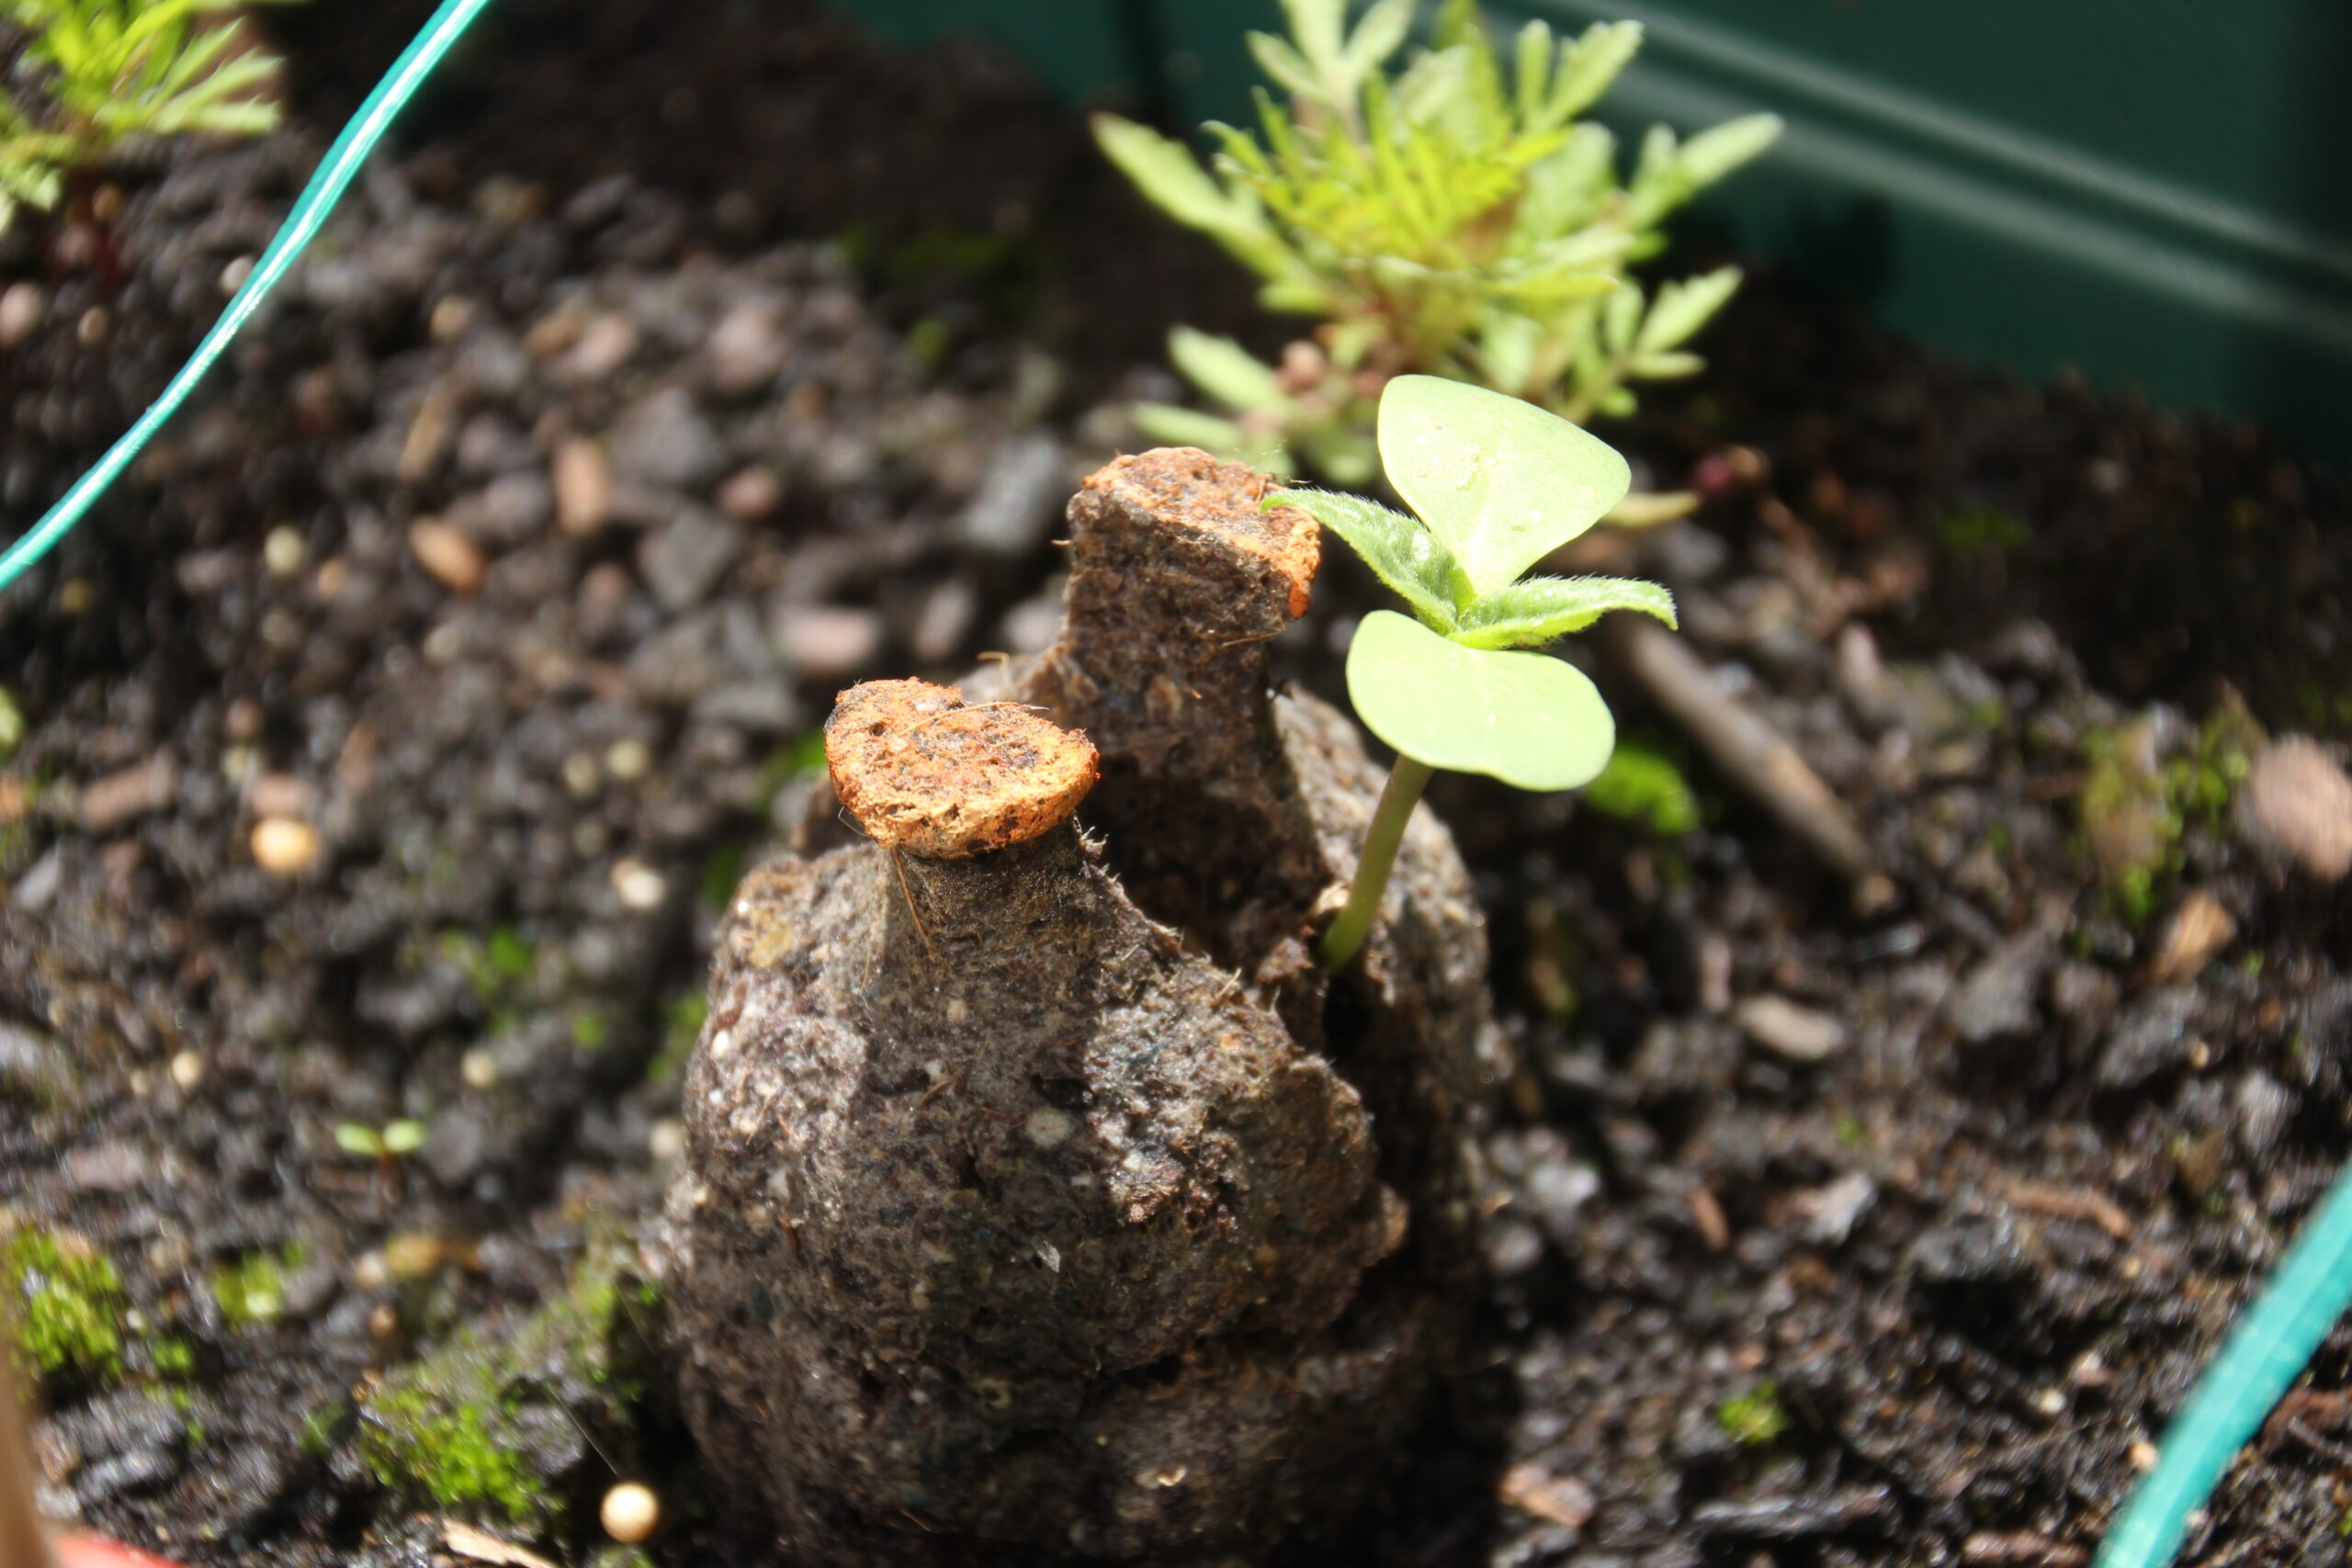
0,0,299,233
1282,375,1674,970
1097,0,1778,486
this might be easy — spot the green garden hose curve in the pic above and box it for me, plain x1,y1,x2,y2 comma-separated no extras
0,0,501,595
2095,1159,2352,1567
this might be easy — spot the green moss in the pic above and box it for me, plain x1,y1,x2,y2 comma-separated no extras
1935,505,2031,557
357,1238,660,1531
299,1399,351,1458
571,1009,614,1052
3,1225,125,1390
1715,1381,1789,1447
151,1335,196,1382
1582,741,1701,837
211,1243,305,1326
2078,700,2262,926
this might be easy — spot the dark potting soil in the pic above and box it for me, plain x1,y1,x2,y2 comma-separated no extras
2,2,2348,1564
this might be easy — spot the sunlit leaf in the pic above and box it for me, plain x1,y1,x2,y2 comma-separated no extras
1346,610,1615,789
1378,375,1630,594
1275,488,1464,628
1168,327,1285,413
1451,574,1677,649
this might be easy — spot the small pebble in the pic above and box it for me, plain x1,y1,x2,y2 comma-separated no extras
1735,994,1849,1062
0,281,45,347
605,738,653,782
2149,889,2235,984
460,1047,499,1091
168,1051,203,1091
262,526,306,578
610,857,667,910
428,295,477,342
718,465,783,521
552,436,613,536
777,604,884,682
251,817,322,875
2237,737,2352,882
220,255,256,295
562,752,602,798
601,1481,661,1544
409,519,487,593
76,306,109,344
650,1118,685,1162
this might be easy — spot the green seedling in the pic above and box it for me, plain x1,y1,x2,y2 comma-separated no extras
1,0,300,232
334,1118,425,1159
1096,0,1778,484
1281,374,1674,971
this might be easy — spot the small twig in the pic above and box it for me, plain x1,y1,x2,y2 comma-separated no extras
2005,1180,2134,1242
1,1303,57,1568
1605,617,1872,879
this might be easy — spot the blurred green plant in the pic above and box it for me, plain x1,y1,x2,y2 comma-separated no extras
1095,0,1778,485
0,0,297,232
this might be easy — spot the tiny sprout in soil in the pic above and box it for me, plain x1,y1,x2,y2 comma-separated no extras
1280,374,1674,970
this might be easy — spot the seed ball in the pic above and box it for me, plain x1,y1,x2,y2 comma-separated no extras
601,1481,661,1544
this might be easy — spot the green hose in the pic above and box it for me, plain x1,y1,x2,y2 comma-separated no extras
2096,1159,2352,1567
0,0,502,594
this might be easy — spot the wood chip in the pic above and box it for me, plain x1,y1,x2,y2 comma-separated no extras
410,519,487,594
2148,888,2236,985
439,1520,559,1568
1498,1461,1595,1531
2006,1180,2133,1241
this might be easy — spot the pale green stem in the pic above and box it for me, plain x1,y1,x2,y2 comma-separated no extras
1317,753,1435,974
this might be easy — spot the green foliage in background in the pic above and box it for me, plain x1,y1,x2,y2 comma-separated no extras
0,0,297,232
1095,0,1779,484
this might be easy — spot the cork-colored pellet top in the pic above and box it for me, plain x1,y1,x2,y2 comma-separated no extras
1080,448,1320,618
827,679,1099,858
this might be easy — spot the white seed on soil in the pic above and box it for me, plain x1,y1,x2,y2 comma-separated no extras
460,1047,499,1090
605,738,652,782
251,817,322,875
76,306,108,344
169,1051,204,1091
409,519,486,593
650,1119,685,1162
561,752,602,798
611,857,667,910
601,1482,661,1544
1024,1106,1074,1148
220,254,255,295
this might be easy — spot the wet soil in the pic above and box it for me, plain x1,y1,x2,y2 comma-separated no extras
2,2,2349,1565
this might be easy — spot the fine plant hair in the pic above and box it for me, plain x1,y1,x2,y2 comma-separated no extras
0,0,296,232
1095,0,1779,485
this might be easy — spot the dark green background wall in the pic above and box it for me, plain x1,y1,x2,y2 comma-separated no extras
842,0,2352,461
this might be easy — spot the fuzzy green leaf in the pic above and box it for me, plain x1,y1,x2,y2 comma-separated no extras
1276,488,1464,628
1283,0,1348,78
1094,115,1248,234
1636,265,1741,354
1677,113,1783,188
1247,29,1324,102
1543,20,1643,127
1341,0,1415,79
1380,376,1630,594
1451,574,1678,649
1168,327,1284,413
1346,610,1615,790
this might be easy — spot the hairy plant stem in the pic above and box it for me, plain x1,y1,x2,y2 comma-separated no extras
1318,753,1435,973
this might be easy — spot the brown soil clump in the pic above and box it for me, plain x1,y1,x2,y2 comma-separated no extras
657,451,1498,1563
